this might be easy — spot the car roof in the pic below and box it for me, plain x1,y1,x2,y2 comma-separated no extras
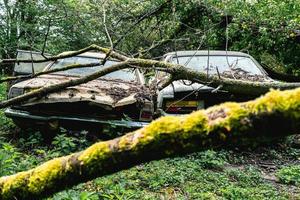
164,50,251,57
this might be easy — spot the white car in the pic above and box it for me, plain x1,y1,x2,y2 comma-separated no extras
154,50,274,115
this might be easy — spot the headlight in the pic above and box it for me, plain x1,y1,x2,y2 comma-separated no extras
8,87,24,99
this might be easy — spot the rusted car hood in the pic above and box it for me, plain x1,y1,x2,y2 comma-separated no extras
14,75,151,108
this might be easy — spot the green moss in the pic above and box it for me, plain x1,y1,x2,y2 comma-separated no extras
118,113,208,152
1,172,30,199
0,157,70,198
205,102,249,138
128,116,183,150
118,131,139,151
28,158,65,194
118,88,300,152
78,142,111,166
249,89,300,119
0,88,300,199
182,111,208,138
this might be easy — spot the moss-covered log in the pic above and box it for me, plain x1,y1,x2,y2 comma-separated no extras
0,88,299,199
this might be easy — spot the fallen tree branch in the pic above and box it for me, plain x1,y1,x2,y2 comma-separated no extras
0,61,130,109
0,62,102,84
0,88,299,199
126,58,300,96
262,64,300,82
0,44,127,66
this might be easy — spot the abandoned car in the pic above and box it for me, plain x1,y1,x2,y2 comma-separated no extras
5,51,154,131
154,50,274,115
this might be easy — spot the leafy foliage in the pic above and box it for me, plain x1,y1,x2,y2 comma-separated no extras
1,0,299,74
0,82,14,130
276,165,300,186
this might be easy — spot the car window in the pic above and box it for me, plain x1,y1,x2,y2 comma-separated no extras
14,51,52,74
49,56,136,81
171,55,265,76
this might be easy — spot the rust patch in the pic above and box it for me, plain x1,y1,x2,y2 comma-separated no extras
99,84,152,104
68,88,79,98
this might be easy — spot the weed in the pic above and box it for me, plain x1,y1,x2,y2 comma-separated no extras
276,165,300,186
194,149,227,169
0,142,21,176
226,166,263,187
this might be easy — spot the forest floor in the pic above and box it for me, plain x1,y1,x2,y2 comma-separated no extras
0,83,300,200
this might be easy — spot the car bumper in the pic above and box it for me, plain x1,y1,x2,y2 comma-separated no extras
4,108,149,129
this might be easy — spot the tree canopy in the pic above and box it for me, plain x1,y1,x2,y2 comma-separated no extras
0,0,299,74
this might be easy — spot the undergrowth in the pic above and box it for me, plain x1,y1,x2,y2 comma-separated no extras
277,165,300,186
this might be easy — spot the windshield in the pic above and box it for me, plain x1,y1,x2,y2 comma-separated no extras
49,56,136,81
171,55,265,80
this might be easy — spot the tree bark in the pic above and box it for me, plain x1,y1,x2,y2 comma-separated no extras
0,88,299,199
262,64,300,82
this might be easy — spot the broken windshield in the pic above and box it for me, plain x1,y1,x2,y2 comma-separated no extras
49,56,136,81
171,55,265,77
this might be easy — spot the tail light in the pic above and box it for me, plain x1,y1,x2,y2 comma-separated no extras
139,102,154,121
140,111,153,121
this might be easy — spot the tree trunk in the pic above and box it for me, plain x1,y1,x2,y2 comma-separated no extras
0,88,299,199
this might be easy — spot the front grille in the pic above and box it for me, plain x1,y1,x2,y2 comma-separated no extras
14,101,140,120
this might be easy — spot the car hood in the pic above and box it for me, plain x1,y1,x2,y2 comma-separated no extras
12,75,151,108
158,80,214,98
158,77,276,98
157,78,276,108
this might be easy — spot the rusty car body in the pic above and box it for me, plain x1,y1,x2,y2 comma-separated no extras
154,50,275,115
5,51,154,131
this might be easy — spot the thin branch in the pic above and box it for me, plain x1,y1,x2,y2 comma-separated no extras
113,0,172,47
0,44,128,66
41,18,51,58
0,62,102,84
103,4,113,49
